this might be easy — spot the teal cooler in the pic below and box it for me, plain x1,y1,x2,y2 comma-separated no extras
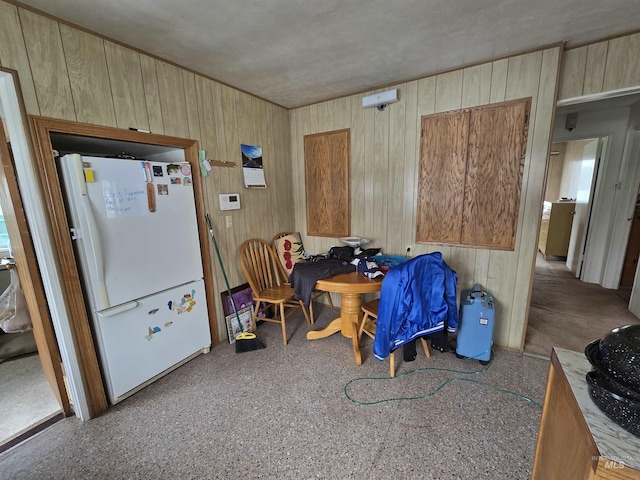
456,284,495,364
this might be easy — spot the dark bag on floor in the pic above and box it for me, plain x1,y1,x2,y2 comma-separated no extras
428,328,449,352
402,329,449,360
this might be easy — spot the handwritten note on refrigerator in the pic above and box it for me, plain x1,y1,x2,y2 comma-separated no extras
102,181,148,218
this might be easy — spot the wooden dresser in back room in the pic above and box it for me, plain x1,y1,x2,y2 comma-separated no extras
538,201,575,260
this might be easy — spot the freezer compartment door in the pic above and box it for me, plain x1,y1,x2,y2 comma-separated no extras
94,279,211,403
59,154,204,310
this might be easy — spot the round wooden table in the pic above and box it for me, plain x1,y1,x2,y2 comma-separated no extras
306,271,383,365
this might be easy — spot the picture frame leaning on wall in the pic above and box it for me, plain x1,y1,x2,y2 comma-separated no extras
221,283,271,343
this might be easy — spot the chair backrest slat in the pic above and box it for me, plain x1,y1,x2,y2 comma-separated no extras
239,238,284,295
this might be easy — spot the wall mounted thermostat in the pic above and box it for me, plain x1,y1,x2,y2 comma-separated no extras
219,193,241,211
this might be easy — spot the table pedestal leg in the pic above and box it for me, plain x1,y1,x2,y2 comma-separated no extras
305,292,364,365
340,293,363,365
306,318,341,340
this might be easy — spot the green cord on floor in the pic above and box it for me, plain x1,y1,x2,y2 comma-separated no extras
343,357,543,409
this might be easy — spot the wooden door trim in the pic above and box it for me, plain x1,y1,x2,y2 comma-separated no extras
29,116,218,418
0,67,71,417
0,120,71,415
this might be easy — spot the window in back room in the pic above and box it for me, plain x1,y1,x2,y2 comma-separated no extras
0,204,9,255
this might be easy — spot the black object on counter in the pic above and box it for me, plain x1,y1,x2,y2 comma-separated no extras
585,370,640,437
598,324,640,392
586,340,640,400
585,324,640,438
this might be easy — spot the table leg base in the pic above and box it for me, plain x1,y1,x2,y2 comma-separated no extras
306,317,362,365
306,318,341,340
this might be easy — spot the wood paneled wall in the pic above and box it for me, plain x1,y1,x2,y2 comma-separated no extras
0,1,295,340
291,47,562,350
2,0,638,351
558,31,640,100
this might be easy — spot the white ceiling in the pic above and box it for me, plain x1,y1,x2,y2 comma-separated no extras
16,0,640,109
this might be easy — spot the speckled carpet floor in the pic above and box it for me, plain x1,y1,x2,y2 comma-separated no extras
1,306,549,480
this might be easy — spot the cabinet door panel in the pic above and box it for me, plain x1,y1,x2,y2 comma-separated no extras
416,111,468,243
304,129,350,237
461,100,529,249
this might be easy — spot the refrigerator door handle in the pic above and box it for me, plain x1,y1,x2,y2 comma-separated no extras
70,154,110,309
97,301,138,318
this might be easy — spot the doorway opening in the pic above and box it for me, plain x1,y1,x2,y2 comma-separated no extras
524,92,640,357
0,251,61,451
619,182,640,296
0,76,65,451
539,137,602,278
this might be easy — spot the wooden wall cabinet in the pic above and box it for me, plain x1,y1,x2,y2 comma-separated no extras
538,201,575,259
304,129,350,237
416,98,531,250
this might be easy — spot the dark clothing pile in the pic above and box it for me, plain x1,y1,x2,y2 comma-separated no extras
289,259,355,307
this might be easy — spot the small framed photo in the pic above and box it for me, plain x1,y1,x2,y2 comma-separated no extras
220,283,272,344
225,307,254,344
221,283,257,344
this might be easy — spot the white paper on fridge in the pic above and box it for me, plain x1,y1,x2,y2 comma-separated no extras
101,180,149,218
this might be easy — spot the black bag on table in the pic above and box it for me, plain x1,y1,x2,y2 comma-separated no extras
329,246,355,262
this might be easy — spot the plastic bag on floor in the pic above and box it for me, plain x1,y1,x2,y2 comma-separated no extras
0,268,31,333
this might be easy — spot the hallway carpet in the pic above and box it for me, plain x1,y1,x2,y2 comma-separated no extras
525,255,640,357
1,306,548,480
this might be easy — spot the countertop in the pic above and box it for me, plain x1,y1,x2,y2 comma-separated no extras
555,347,640,470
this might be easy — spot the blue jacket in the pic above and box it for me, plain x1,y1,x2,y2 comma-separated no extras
373,252,458,360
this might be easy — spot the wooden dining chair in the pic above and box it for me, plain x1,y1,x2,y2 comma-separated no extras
359,299,431,377
272,231,333,324
239,238,310,345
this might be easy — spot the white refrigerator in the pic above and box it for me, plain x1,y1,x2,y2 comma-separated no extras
59,153,211,404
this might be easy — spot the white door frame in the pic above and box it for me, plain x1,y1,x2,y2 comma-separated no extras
555,86,640,289
0,71,90,419
577,137,607,280
605,129,640,285
620,130,640,316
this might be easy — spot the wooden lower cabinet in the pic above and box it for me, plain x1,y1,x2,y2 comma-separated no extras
538,201,575,259
532,349,640,479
